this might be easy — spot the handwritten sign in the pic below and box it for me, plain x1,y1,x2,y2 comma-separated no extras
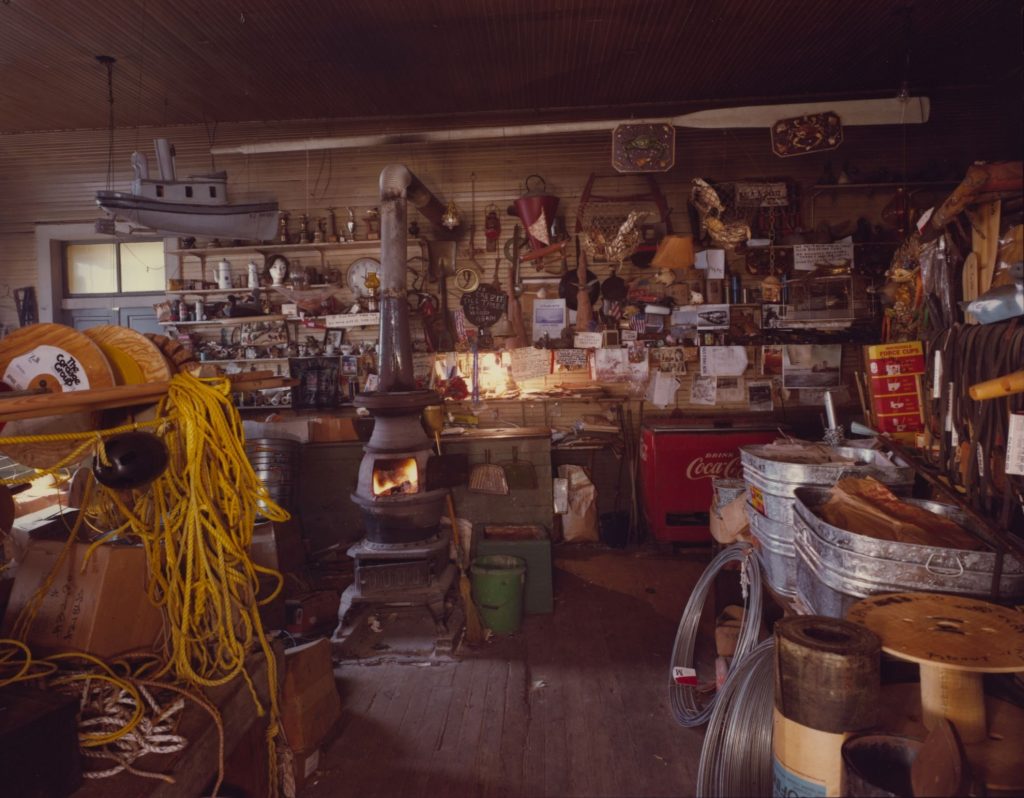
554,348,588,372
793,241,855,271
460,284,507,328
325,312,381,329
510,347,551,381
573,331,603,349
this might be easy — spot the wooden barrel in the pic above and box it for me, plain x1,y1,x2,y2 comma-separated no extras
772,616,881,797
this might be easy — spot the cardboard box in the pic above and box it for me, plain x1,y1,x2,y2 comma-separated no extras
250,518,306,575
1,540,164,658
281,639,341,752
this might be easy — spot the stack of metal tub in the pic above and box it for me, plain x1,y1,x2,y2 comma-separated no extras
740,444,914,599
793,486,1024,617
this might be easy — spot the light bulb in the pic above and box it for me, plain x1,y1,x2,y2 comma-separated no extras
441,200,461,230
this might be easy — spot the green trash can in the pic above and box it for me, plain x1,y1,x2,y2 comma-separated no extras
470,555,526,634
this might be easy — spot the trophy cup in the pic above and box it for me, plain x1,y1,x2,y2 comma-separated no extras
346,207,356,241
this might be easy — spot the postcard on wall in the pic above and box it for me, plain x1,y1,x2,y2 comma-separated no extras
762,304,788,330
532,298,567,342
700,345,749,377
696,304,730,329
651,346,687,374
782,344,842,389
645,370,680,408
747,380,774,412
716,376,745,404
670,305,700,328
593,346,650,382
690,375,718,406
761,344,784,376
573,331,603,349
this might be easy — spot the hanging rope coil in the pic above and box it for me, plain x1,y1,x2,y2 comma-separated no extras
669,542,763,727
1,373,285,794
696,638,775,797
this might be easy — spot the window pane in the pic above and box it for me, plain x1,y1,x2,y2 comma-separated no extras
66,243,117,294
119,241,165,293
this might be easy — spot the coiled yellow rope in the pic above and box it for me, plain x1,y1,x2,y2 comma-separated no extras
1,372,288,794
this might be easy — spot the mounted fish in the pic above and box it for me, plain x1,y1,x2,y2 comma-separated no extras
95,139,279,241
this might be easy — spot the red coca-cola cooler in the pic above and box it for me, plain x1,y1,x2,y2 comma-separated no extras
640,420,778,543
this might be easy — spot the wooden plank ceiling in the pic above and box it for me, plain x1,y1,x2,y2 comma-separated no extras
0,0,1019,134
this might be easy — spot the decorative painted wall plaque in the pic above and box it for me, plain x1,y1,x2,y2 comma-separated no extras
771,112,842,157
612,123,675,173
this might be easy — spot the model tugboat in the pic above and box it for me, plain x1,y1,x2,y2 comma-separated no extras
96,138,279,241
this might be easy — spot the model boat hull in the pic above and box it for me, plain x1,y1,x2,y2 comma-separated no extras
96,191,279,241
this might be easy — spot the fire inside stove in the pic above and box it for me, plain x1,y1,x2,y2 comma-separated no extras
372,457,419,497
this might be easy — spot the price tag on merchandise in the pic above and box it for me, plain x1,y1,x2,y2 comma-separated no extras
1007,412,1024,476
672,666,698,686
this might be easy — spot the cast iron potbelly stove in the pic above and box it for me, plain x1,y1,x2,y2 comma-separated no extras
333,165,461,649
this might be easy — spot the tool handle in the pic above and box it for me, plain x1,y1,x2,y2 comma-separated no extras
969,369,1024,400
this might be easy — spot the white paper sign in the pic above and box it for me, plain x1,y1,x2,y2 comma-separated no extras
706,249,726,279
792,241,855,271
690,375,718,406
645,370,680,408
1007,412,1024,476
326,312,381,329
573,331,603,349
700,346,749,377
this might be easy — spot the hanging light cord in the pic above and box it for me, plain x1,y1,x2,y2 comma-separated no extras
97,55,117,192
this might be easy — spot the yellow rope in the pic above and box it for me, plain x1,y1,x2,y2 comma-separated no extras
2,373,286,794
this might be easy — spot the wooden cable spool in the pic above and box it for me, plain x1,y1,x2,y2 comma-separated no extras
0,323,116,468
772,615,882,798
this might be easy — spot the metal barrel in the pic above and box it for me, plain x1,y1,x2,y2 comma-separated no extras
245,437,301,516
793,486,1024,617
740,445,914,600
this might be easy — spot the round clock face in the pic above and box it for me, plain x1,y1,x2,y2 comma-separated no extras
346,257,381,297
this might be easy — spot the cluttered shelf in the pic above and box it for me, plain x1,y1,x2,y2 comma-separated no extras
159,314,287,326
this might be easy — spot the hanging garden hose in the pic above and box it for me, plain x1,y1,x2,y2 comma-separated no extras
696,638,775,798
669,542,763,727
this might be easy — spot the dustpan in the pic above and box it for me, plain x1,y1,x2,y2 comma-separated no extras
500,447,537,490
468,449,509,495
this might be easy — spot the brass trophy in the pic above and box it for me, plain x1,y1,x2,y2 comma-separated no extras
298,214,312,244
346,207,356,241
314,218,325,243
277,212,290,244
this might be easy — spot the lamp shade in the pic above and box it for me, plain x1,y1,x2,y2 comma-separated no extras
651,234,695,269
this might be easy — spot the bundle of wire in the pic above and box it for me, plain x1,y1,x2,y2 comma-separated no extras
668,542,762,727
696,638,775,797
1,372,288,794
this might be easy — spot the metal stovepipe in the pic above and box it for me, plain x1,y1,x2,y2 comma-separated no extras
377,164,447,392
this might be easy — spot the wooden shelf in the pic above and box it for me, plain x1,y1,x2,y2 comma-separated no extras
168,239,424,258
165,287,261,296
199,357,289,365
160,314,287,326
810,181,958,191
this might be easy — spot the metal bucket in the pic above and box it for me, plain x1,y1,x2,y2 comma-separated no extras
746,503,797,597
245,437,300,517
793,486,1024,618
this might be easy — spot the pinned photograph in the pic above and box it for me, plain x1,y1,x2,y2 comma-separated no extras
690,375,718,406
782,344,842,388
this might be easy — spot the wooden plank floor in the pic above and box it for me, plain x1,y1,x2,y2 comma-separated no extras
304,547,711,798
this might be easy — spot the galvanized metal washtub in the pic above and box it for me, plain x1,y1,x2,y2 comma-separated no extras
740,444,914,597
792,486,1024,618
